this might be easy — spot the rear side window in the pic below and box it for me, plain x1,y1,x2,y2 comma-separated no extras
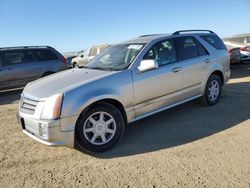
34,50,58,61
201,35,226,50
175,37,199,60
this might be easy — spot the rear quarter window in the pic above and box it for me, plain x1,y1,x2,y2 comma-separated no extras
34,50,58,61
201,35,226,50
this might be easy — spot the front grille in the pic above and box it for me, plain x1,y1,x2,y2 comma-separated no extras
20,97,38,115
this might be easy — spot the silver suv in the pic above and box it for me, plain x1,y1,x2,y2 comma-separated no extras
0,46,68,90
17,30,230,152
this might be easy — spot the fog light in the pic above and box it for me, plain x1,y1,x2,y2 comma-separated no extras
38,123,48,138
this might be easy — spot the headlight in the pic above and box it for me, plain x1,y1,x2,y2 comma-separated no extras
40,94,63,120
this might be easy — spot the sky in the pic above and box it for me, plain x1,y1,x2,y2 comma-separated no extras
0,0,250,52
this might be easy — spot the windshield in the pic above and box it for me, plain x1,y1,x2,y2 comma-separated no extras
85,43,145,71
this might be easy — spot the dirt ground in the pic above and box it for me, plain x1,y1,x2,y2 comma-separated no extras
0,63,250,188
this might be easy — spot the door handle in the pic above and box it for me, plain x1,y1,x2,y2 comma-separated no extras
205,59,211,63
172,67,182,73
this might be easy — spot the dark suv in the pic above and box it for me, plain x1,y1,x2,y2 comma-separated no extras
0,46,68,90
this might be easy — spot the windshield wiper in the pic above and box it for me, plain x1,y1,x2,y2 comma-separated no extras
87,66,116,71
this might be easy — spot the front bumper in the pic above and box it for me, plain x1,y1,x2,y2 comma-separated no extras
17,112,75,147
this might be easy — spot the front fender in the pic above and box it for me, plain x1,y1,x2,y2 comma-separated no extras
60,70,134,119
76,94,123,115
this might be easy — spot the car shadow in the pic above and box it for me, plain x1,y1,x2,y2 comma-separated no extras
93,81,250,158
0,89,22,105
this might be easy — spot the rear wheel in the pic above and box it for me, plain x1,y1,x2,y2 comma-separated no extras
201,74,222,106
75,102,125,152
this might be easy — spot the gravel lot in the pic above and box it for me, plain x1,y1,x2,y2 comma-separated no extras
0,63,250,188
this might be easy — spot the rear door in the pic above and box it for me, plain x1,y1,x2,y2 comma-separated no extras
133,39,183,117
174,36,210,100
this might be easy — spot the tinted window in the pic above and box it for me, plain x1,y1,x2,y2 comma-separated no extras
34,50,58,61
3,51,25,65
201,35,226,50
175,37,199,60
89,48,98,56
144,39,177,66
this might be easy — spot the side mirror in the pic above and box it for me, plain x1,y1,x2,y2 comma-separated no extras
138,60,158,72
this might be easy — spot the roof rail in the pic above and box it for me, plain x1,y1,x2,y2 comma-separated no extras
173,30,215,35
0,46,53,50
139,34,162,38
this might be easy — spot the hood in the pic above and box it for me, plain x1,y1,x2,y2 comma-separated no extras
23,68,116,100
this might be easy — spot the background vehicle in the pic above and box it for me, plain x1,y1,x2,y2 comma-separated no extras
223,34,250,62
18,30,230,152
227,47,241,64
0,46,67,90
71,44,110,67
240,46,250,61
62,51,78,67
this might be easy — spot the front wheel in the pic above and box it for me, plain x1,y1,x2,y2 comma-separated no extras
75,102,125,152
201,74,222,106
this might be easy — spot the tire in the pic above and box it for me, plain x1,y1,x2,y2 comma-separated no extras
75,102,125,152
201,74,222,106
72,62,78,68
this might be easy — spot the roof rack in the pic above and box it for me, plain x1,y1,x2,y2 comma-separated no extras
173,30,214,35
0,46,53,50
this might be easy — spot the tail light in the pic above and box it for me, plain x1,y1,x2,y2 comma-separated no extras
240,47,249,52
61,56,67,64
229,49,233,54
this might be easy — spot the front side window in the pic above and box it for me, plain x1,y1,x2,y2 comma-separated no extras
144,39,177,66
175,37,199,61
86,43,145,71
